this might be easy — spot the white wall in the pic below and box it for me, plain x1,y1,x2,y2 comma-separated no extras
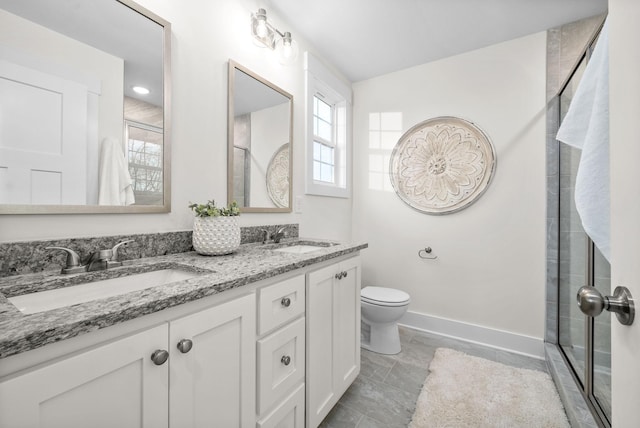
352,32,547,342
0,0,353,243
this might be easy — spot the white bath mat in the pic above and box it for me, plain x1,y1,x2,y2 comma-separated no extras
409,348,570,428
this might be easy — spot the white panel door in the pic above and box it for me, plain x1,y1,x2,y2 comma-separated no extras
609,2,640,426
169,293,256,428
0,324,169,428
0,60,88,204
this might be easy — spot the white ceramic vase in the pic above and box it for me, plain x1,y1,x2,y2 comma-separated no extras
192,216,241,256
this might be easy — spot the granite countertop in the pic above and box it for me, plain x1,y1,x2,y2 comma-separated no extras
0,239,367,359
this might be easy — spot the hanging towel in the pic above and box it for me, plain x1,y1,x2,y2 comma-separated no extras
98,137,135,206
556,21,609,261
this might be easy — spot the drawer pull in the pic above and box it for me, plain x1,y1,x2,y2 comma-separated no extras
151,349,169,365
177,339,193,354
281,355,291,366
335,271,348,280
281,297,291,307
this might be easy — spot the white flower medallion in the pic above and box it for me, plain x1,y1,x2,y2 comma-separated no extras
389,116,496,214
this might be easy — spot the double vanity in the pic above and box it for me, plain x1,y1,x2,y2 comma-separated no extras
0,238,367,428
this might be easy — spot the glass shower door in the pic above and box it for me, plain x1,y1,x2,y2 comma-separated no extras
557,44,612,426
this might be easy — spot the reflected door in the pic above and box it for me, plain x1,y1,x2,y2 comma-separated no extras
0,60,89,204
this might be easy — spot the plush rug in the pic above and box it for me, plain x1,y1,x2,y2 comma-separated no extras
409,348,570,428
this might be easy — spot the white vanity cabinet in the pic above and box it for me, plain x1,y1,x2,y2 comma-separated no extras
0,251,364,428
306,255,361,428
0,293,256,428
0,324,170,428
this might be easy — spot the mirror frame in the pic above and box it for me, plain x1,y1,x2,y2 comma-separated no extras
227,60,293,213
0,0,171,215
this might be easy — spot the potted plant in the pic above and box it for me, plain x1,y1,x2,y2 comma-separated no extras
189,200,241,255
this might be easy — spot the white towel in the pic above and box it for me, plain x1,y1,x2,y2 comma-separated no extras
556,21,609,261
98,137,135,206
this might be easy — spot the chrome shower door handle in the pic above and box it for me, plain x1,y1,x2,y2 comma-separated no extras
577,285,635,326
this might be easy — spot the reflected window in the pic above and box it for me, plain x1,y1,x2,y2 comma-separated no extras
126,121,163,205
368,112,402,192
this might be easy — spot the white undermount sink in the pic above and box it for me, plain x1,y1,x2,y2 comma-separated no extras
9,268,201,315
274,245,326,254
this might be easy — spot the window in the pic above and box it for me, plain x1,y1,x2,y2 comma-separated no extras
305,52,351,198
313,96,335,183
126,121,163,205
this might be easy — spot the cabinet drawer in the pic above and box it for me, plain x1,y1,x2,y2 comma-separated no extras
258,275,305,335
257,317,305,414
257,383,304,428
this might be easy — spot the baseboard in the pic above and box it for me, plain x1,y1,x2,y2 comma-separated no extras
399,311,545,359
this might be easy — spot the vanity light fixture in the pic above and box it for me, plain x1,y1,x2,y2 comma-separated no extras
250,8,298,64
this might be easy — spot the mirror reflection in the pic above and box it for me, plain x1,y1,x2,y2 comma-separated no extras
228,60,293,212
0,0,170,214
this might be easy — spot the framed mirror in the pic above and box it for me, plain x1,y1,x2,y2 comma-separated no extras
228,60,293,213
0,0,171,214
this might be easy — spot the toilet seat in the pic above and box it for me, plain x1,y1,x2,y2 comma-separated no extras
361,286,410,307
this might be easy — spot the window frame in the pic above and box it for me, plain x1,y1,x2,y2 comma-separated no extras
305,52,352,198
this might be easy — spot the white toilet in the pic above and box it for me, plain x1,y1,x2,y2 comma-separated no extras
360,286,410,355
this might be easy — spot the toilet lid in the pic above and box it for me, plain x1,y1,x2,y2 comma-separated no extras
361,286,410,306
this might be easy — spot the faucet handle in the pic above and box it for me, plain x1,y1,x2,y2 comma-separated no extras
46,247,83,273
260,229,269,244
111,240,134,261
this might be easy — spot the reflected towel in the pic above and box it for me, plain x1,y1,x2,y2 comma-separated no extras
98,137,135,206
556,20,609,261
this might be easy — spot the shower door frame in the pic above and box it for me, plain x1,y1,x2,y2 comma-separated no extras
548,19,610,428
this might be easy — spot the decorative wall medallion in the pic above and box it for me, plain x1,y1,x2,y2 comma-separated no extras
389,116,496,215
266,143,290,208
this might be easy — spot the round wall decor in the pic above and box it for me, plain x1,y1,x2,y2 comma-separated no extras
389,116,496,215
266,143,290,208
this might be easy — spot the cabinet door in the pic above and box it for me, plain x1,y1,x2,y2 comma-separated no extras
0,324,169,428
306,256,361,428
169,293,256,428
334,257,361,391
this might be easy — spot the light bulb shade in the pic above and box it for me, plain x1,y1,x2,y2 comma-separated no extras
275,32,299,65
251,9,275,49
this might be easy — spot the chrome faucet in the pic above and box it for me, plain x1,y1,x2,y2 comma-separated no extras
47,240,134,274
271,226,287,244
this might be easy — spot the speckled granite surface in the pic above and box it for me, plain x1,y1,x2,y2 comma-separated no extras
0,224,299,277
0,237,365,359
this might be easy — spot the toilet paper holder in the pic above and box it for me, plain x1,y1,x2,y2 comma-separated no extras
418,247,438,260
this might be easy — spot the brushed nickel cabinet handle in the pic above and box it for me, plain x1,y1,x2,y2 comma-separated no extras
281,297,291,307
177,339,193,354
151,349,169,365
281,355,291,366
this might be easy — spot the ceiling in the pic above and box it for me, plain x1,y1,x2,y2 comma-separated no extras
266,0,608,82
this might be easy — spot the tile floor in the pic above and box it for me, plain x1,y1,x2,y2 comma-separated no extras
319,326,549,428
